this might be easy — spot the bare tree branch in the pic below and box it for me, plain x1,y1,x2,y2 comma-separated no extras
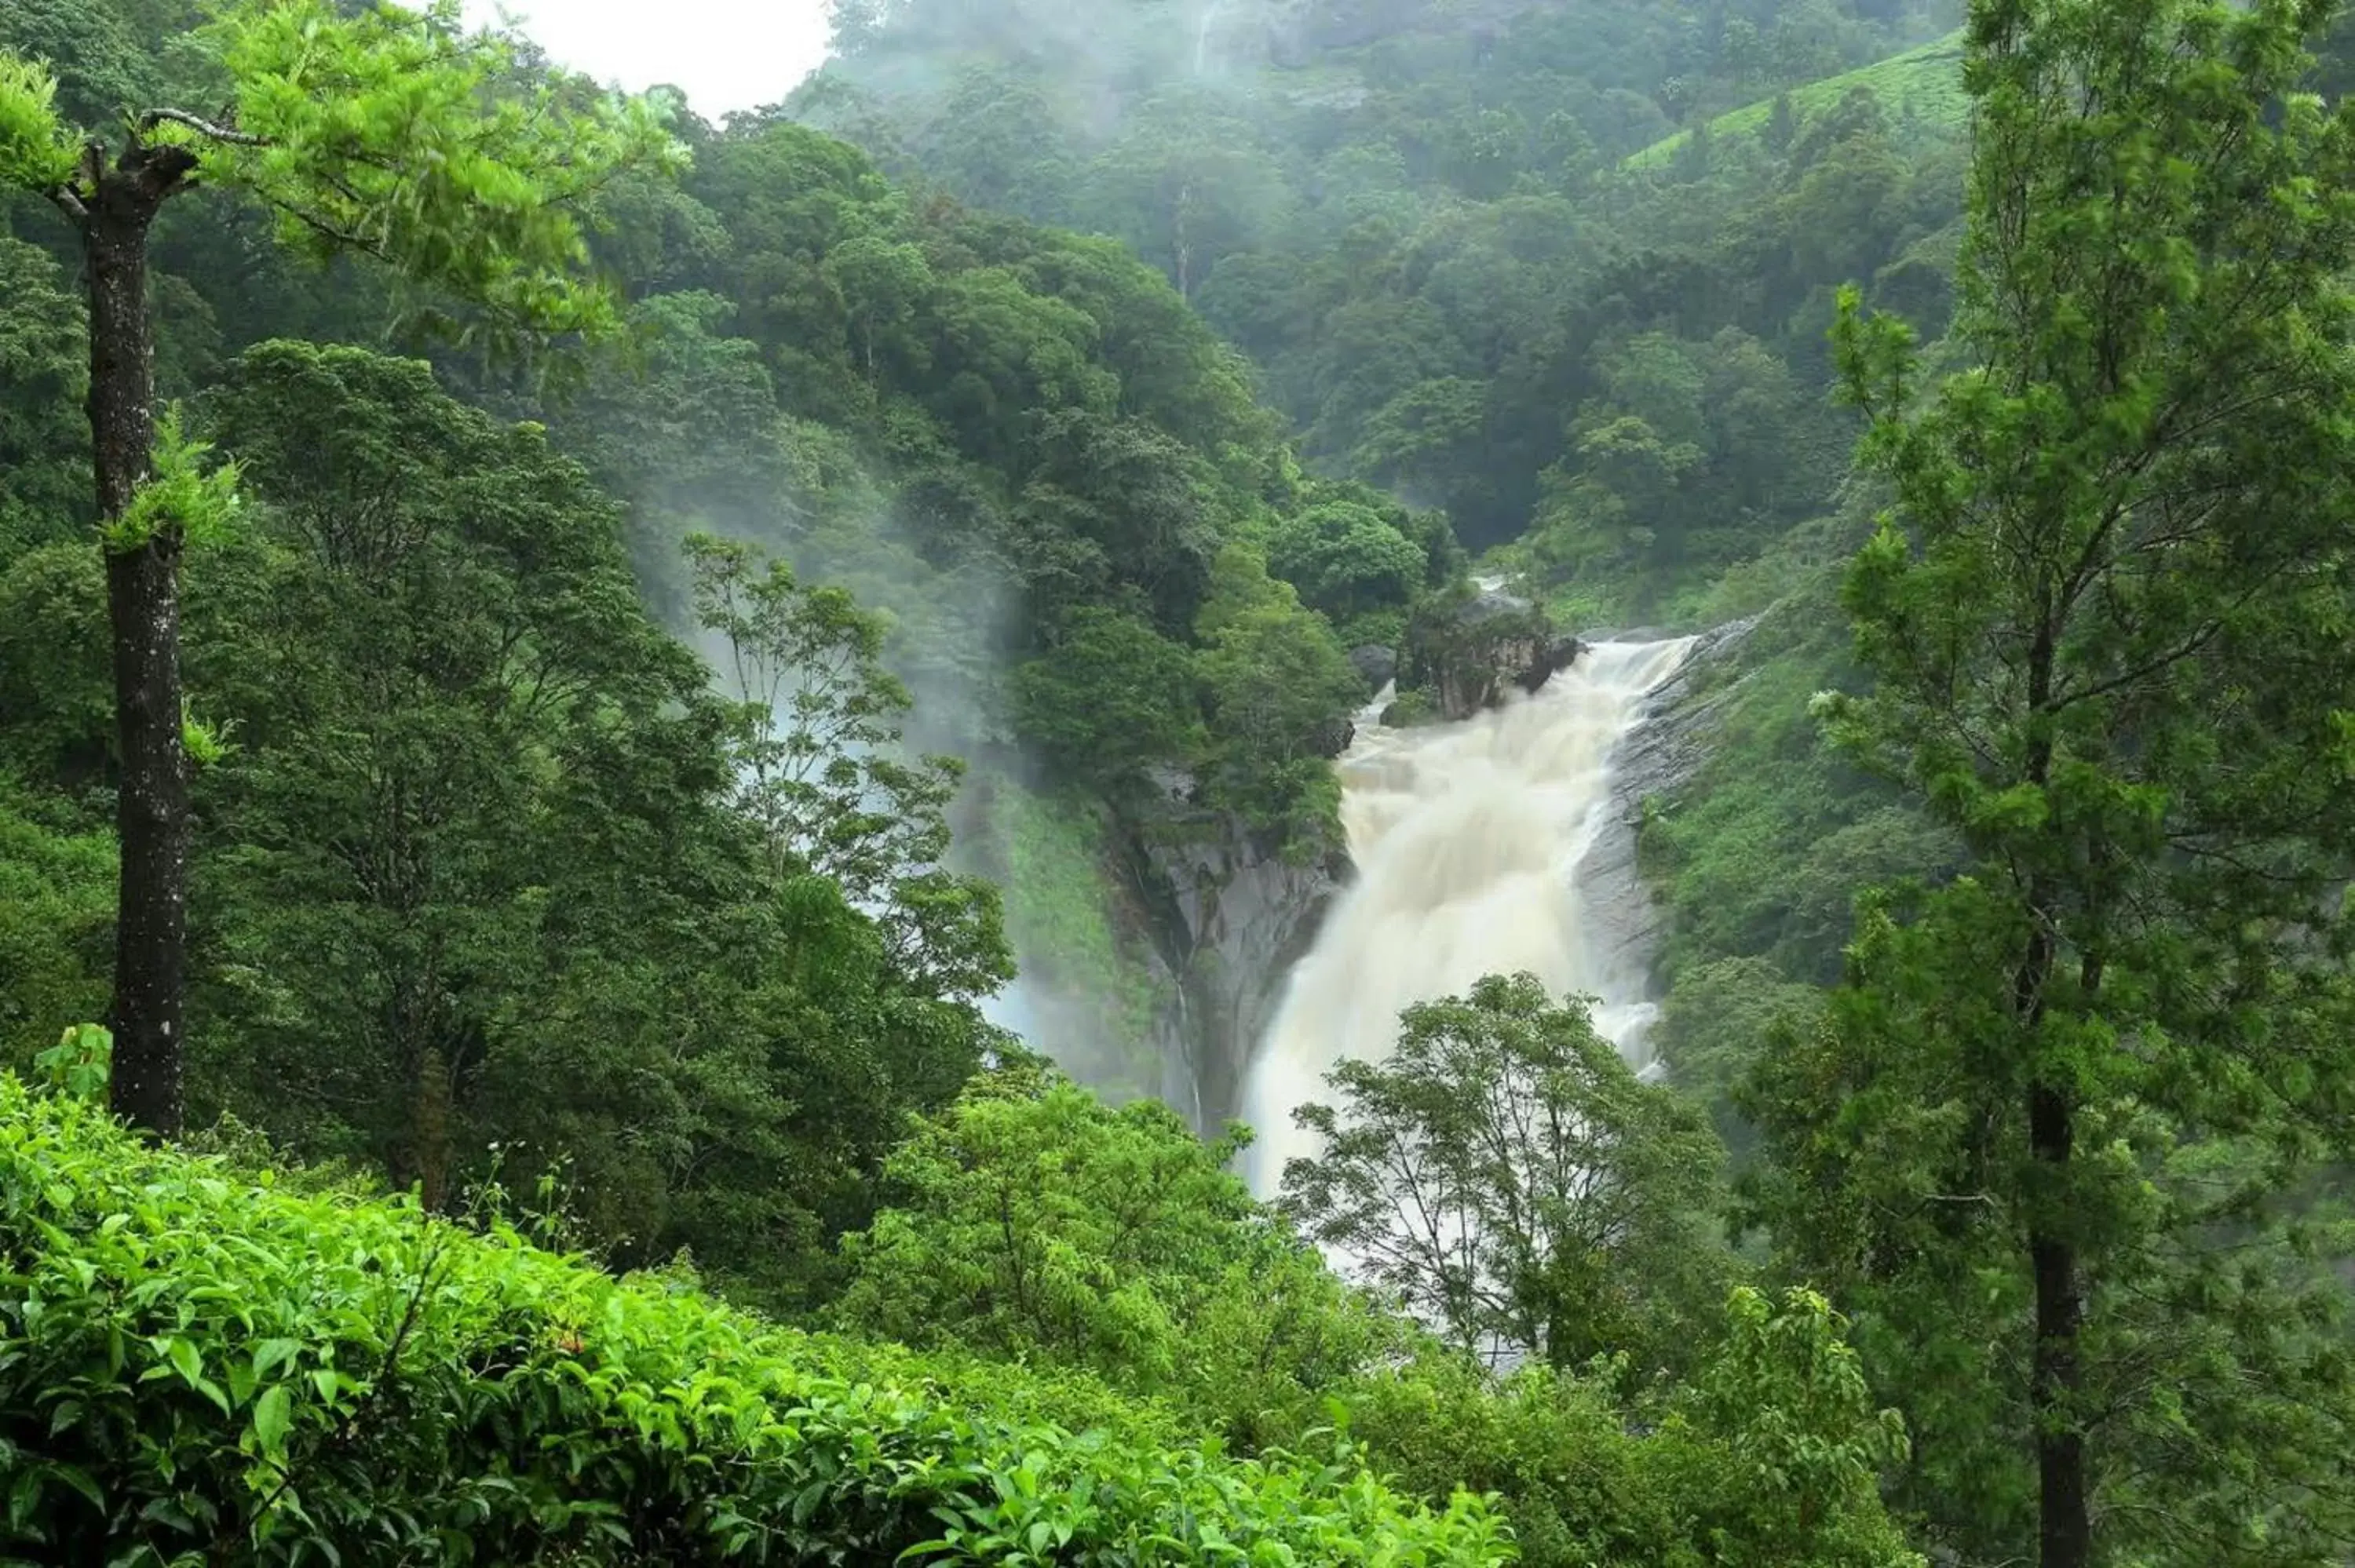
140,108,272,147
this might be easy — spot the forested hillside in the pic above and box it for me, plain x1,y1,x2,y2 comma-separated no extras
798,0,1965,593
5,1,2355,1566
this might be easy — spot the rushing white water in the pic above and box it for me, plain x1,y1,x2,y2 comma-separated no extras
1240,636,1696,1195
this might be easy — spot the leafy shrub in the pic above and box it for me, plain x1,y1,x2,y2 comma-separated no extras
835,1067,1397,1452
1311,1300,1923,1568
0,1074,1510,1565
1267,501,1426,622
0,780,111,1072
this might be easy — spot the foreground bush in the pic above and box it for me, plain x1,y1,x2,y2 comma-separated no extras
832,1064,1923,1568
0,1075,1509,1565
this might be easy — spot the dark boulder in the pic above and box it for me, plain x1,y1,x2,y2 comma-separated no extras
1404,585,1579,720
1515,634,1587,695
1348,644,1400,694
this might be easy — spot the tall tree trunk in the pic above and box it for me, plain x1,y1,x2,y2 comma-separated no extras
2013,912,2088,1568
86,170,187,1138
2031,1083,2088,1568
2017,616,2089,1568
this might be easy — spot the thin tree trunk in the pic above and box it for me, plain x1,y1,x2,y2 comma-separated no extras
415,1046,452,1212
86,166,188,1138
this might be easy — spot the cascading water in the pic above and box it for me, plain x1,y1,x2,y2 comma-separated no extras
1192,0,1227,75
1240,636,1696,1196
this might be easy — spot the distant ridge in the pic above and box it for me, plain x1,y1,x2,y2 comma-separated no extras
1624,28,1967,172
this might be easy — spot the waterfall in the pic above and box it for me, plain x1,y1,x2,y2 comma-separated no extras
1193,0,1226,75
1240,637,1696,1196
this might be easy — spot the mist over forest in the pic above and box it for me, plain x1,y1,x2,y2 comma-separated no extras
5,1,2355,1564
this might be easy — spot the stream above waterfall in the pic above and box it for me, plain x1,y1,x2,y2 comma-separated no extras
1240,636,1697,1195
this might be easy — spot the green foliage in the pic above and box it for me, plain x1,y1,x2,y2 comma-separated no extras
686,531,1013,1004
1748,2,2355,1559
1624,31,1969,170
0,544,112,789
1013,608,1204,797
100,404,239,553
33,1022,110,1103
0,1074,1510,1566
188,341,725,1211
1268,500,1429,625
0,53,76,191
1681,1286,1917,1567
808,0,1956,569
977,785,1168,1099
1275,1287,1924,1568
1652,957,1819,1165
836,1065,1395,1449
0,237,87,553
1283,974,1733,1380
531,114,1364,863
177,708,231,769
167,341,1000,1300
21,5,2306,1557
1193,543,1364,841
0,0,164,131
828,1059,1922,1568
1639,574,1952,994
0,782,112,1074
193,0,685,345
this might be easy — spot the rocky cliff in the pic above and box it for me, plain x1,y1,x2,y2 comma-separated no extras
1572,617,1762,1002
1120,779,1349,1131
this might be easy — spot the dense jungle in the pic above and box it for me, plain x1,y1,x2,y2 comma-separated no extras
5,0,2355,1564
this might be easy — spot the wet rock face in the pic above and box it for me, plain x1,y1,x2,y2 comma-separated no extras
1516,633,1587,695
1572,616,1763,990
1125,782,1348,1132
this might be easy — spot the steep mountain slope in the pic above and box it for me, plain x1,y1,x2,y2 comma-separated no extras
796,0,1967,588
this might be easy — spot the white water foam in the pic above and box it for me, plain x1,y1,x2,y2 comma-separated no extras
1241,637,1695,1194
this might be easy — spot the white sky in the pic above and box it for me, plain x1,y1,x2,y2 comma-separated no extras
464,0,836,117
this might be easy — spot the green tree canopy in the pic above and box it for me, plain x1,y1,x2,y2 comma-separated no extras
1013,608,1205,797
1752,2,2355,1562
0,237,88,554
1283,973,1732,1380
0,0,685,1137
1267,500,1428,626
834,1063,1392,1448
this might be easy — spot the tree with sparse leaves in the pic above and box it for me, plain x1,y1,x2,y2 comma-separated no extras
1281,973,1731,1380
0,0,681,1137
685,532,1014,1006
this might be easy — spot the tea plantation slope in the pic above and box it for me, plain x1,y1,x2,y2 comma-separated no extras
1624,30,1969,171
0,1076,1510,1566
